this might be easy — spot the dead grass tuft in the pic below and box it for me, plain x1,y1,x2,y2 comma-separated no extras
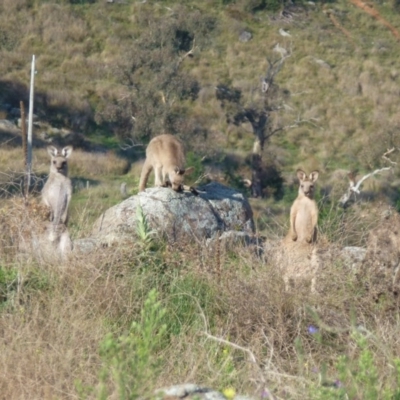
1,195,400,398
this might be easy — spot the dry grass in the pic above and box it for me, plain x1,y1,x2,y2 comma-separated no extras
1,180,400,399
69,150,131,177
0,147,26,186
0,250,137,398
2,1,400,398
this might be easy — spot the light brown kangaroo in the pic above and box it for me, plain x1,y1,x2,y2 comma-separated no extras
138,134,194,192
289,169,319,244
42,145,73,226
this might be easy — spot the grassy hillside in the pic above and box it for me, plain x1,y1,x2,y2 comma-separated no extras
1,0,400,178
2,1,400,399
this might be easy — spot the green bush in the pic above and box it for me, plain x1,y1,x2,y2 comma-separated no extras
98,289,168,400
0,266,18,305
310,329,400,399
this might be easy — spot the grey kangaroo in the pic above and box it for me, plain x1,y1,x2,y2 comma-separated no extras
42,145,73,225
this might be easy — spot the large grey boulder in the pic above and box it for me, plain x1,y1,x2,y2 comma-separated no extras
91,182,255,245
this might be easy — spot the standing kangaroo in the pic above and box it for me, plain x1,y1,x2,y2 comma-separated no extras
139,134,194,192
289,169,319,244
42,145,73,225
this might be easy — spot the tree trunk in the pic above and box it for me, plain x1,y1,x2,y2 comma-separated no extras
250,115,267,198
251,153,263,198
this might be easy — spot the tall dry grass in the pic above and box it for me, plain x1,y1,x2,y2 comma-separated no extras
1,182,400,399
2,1,400,398
69,150,131,177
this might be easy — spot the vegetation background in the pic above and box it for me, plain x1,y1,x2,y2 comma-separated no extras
1,0,400,398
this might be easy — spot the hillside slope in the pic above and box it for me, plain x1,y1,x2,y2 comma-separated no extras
1,0,400,200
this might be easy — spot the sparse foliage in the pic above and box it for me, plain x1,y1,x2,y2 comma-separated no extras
94,7,214,142
136,204,156,248
216,54,295,198
98,289,167,399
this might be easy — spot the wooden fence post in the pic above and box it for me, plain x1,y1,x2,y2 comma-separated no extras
20,101,28,199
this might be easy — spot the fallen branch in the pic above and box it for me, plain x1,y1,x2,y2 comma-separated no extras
325,9,356,46
339,167,392,207
176,38,196,69
339,148,397,207
350,0,400,40
203,331,257,365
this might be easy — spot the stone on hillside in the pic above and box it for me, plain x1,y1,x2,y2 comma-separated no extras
341,246,367,269
73,237,101,254
207,230,258,248
154,383,256,400
91,182,255,245
239,30,252,42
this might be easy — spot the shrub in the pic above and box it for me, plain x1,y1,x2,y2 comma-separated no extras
98,289,167,399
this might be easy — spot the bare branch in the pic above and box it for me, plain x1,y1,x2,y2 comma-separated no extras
266,117,319,140
203,331,258,365
382,147,397,166
262,48,292,93
339,149,397,207
176,38,196,69
351,167,392,195
119,138,144,151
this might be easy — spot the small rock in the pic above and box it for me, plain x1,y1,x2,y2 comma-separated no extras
239,31,252,43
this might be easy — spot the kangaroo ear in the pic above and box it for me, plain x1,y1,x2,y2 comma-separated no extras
184,166,195,176
174,166,183,175
296,169,306,181
310,170,319,182
62,146,73,158
47,145,58,157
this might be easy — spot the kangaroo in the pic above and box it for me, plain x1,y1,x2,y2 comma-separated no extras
41,145,74,259
138,134,194,192
42,145,73,226
289,169,319,244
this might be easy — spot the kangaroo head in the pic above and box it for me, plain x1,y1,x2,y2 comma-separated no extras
170,166,194,191
297,169,319,198
47,145,73,176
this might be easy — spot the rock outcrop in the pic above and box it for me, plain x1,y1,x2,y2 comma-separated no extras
89,182,255,246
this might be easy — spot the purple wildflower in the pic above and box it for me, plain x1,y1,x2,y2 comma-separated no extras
334,379,344,389
308,325,319,334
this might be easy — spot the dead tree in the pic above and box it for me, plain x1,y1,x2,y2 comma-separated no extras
216,49,314,198
339,148,397,207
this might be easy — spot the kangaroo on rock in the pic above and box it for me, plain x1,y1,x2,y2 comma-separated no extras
289,169,319,244
139,134,194,192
